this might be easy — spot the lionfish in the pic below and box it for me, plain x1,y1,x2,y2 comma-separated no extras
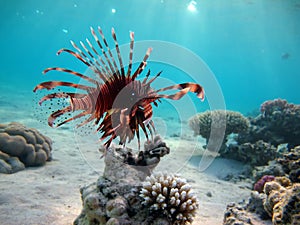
33,27,205,149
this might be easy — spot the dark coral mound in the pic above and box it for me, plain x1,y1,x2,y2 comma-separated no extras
224,140,277,167
0,122,52,173
222,99,300,172
238,99,300,149
277,146,300,183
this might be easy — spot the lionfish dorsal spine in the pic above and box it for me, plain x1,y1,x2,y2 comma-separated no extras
97,26,120,76
127,31,134,77
132,47,152,80
111,28,125,76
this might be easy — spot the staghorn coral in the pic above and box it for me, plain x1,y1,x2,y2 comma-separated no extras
263,177,300,225
189,110,249,152
140,173,199,225
0,122,52,173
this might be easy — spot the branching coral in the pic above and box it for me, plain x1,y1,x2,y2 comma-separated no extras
0,122,52,173
140,173,199,225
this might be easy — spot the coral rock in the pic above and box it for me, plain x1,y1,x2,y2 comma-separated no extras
263,178,300,225
103,135,169,183
277,146,300,183
0,122,52,173
239,99,300,148
254,175,275,193
223,202,253,225
224,140,277,166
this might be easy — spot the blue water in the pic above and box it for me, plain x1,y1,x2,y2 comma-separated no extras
1,0,300,116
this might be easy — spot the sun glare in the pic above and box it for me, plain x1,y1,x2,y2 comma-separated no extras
187,1,197,12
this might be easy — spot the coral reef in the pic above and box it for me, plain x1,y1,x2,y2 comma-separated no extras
140,173,199,225
74,136,198,225
223,202,253,225
252,161,286,182
263,178,300,225
238,99,300,149
0,122,52,173
254,175,275,193
223,177,300,225
246,191,270,220
277,146,300,183
189,110,249,151
223,140,277,166
103,135,170,183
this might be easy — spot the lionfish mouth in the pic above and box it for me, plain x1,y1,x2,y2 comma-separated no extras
33,26,205,148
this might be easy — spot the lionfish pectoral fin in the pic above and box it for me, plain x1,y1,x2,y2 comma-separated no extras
33,81,93,92
48,106,72,127
155,82,205,101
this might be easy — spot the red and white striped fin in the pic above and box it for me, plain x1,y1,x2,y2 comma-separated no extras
85,38,109,81
48,106,72,127
132,47,152,80
79,40,107,77
33,81,93,92
111,28,125,76
56,110,90,127
43,67,98,85
127,31,134,77
155,83,205,101
90,27,115,76
76,114,96,127
71,40,103,78
89,28,112,79
70,41,93,65
97,27,118,76
57,48,90,67
38,92,84,105
98,27,120,77
145,71,162,86
142,69,151,84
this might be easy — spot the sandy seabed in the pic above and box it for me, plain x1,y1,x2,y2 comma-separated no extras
0,86,268,225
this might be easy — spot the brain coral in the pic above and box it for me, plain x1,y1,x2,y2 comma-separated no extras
140,173,199,225
189,110,249,141
0,122,52,173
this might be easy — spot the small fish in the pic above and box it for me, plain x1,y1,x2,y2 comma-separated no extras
281,52,290,60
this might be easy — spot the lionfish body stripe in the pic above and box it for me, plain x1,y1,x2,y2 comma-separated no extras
33,27,205,148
